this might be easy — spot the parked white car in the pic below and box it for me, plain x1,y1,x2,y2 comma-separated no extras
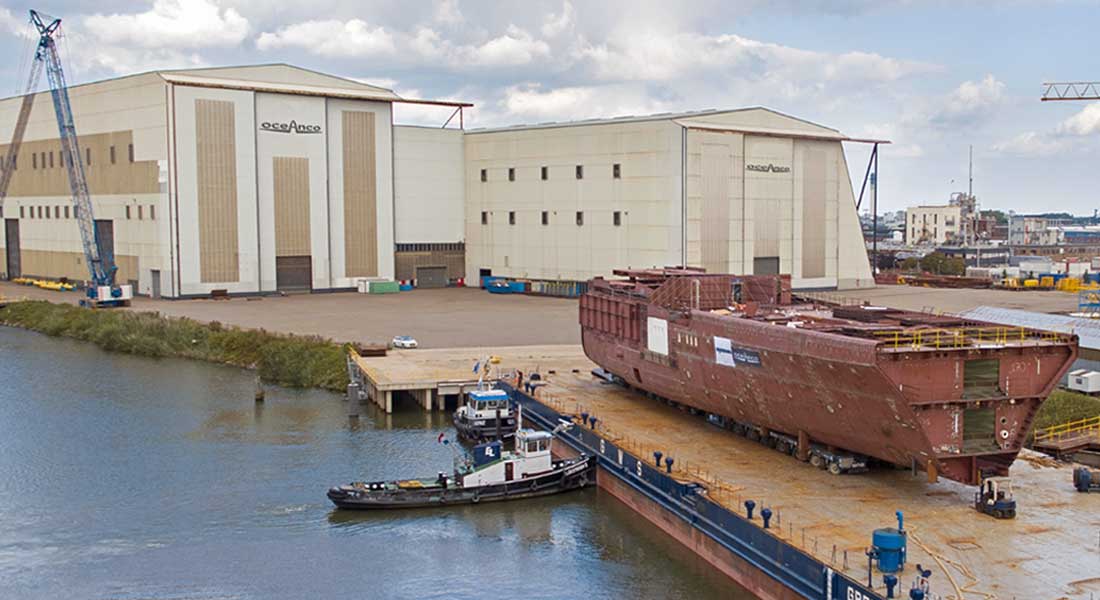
392,335,418,349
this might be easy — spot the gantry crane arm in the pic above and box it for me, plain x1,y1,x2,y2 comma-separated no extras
0,31,46,206
1041,82,1100,101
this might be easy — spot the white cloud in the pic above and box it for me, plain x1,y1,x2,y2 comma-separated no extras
542,1,575,38
576,31,935,88
992,131,1067,157
433,0,464,27
1057,102,1100,136
928,75,1005,127
84,0,249,49
257,19,395,57
0,7,31,38
501,83,668,122
465,26,549,67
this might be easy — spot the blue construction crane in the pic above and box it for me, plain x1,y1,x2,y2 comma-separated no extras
1,10,132,307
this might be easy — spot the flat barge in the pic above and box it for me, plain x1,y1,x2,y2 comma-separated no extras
346,343,1100,599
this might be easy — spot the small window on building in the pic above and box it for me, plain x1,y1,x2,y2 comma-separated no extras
575,165,583,179
128,144,134,163
32,153,37,169
508,211,516,225
508,167,515,182
138,205,143,220
613,163,621,179
48,152,53,168
613,211,622,226
481,211,488,225
480,169,487,182
541,166,548,180
86,148,91,166
541,211,549,225
576,211,584,226
44,206,49,219
19,206,24,218
10,154,15,170
73,206,79,220
934,214,938,224
55,206,60,219
149,205,155,220
110,146,116,164
64,206,69,219
59,148,64,168
125,205,131,220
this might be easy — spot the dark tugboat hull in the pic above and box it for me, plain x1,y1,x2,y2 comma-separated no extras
328,456,595,510
452,413,516,442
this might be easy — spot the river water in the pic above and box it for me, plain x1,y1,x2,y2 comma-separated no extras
0,327,745,599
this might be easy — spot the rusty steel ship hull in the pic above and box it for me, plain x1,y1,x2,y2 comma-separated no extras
580,269,1078,485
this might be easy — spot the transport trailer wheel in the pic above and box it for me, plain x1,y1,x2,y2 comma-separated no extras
775,441,789,454
810,455,825,469
828,462,843,476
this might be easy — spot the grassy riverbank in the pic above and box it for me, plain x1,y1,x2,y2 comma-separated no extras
0,301,349,391
1034,388,1100,430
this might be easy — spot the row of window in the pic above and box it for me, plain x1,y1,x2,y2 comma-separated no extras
395,242,465,253
18,203,155,221
481,163,622,183
0,144,135,172
481,210,623,227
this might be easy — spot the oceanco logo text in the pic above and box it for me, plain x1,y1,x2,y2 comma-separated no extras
260,120,322,134
745,163,791,174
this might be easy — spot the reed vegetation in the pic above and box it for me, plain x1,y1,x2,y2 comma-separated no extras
0,301,349,391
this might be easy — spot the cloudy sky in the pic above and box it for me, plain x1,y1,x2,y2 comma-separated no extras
0,0,1098,214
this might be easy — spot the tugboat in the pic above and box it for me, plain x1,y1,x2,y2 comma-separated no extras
452,356,517,442
327,411,595,510
453,388,517,442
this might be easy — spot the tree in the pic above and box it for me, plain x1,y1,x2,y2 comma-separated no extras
919,252,965,276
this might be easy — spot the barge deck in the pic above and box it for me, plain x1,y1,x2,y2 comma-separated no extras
533,369,1100,599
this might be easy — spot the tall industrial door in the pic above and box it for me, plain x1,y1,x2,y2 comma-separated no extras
94,219,116,276
415,266,447,289
275,256,312,291
4,219,19,279
273,157,312,292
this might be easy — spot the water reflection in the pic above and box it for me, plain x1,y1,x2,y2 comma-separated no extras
0,326,742,599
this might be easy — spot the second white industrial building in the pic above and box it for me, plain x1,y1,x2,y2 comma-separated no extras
0,63,875,297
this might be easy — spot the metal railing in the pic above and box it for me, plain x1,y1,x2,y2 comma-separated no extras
1034,415,1100,444
873,326,1069,350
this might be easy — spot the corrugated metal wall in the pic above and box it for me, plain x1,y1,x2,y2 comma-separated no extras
801,149,827,278
701,143,730,273
342,111,377,277
272,156,311,257
195,99,239,283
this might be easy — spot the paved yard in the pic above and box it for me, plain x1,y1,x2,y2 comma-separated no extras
1,279,1083,350
824,284,1079,315
0,282,582,348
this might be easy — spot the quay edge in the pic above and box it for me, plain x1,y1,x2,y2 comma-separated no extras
503,382,885,600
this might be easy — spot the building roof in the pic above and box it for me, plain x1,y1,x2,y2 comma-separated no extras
958,306,1099,350
467,108,735,133
467,106,890,143
1,63,470,107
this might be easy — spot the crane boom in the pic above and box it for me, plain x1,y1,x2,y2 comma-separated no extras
0,64,44,207
1,10,130,306
1041,81,1100,101
32,10,114,287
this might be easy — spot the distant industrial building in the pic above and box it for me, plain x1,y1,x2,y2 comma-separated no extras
0,64,876,297
906,204,961,245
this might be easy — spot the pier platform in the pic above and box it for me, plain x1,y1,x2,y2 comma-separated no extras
348,345,592,413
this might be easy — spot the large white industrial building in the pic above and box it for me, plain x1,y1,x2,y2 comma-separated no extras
0,64,874,297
